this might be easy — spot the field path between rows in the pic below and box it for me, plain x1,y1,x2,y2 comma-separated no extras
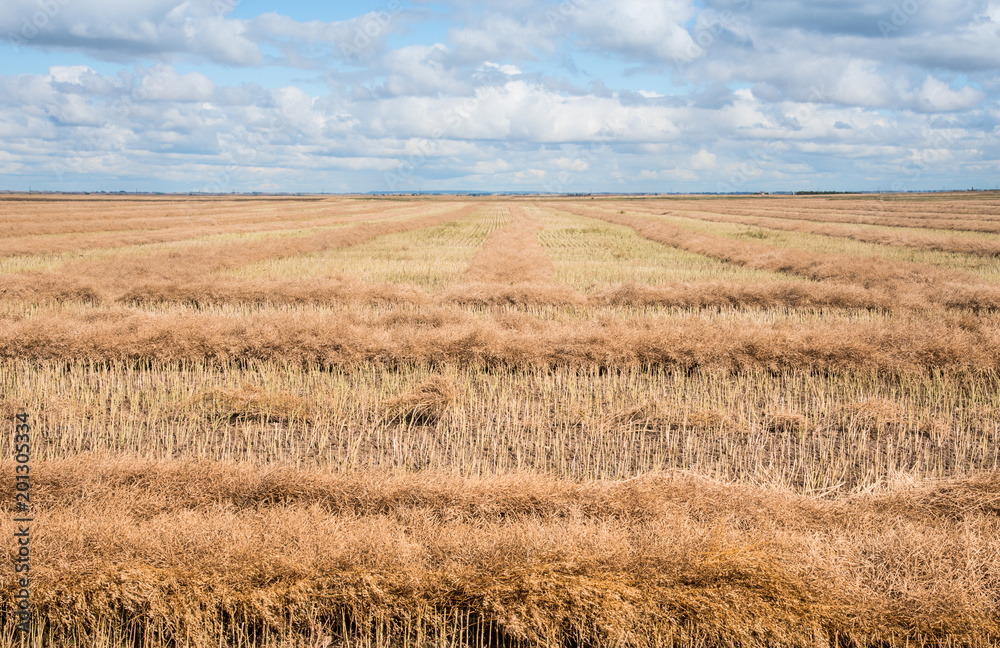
437,203,585,306
464,204,554,283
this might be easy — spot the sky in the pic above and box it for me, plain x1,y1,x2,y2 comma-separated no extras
0,0,998,193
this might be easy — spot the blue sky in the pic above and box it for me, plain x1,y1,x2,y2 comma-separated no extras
1,0,998,193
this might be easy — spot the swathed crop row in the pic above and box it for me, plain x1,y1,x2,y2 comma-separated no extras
3,305,999,373
558,203,1000,310
620,195,1000,232
0,202,475,297
0,199,452,257
621,202,1000,257
0,458,997,648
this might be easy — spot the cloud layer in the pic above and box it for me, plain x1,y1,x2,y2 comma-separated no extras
2,0,998,192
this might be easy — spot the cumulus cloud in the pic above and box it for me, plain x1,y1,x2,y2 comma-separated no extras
248,8,416,64
0,0,419,67
138,66,216,102
1,0,262,64
447,13,556,62
830,60,894,107
690,149,717,170
379,45,462,97
0,0,998,192
573,0,698,63
555,157,589,171
910,76,986,112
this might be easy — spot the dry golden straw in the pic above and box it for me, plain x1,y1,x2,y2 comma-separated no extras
1,193,999,647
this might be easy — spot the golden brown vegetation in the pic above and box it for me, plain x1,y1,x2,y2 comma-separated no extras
555,201,1000,310
451,204,582,306
638,193,1000,233
4,303,1000,373
2,459,999,647
0,196,425,255
2,193,1000,647
649,203,1000,257
0,201,474,303
381,375,456,425
464,205,554,283
4,360,997,485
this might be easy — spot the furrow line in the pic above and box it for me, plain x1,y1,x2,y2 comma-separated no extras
554,203,1000,311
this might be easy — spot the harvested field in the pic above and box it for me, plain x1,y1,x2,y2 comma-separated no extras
1,192,999,647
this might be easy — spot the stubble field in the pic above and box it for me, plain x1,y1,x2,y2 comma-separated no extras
1,192,999,647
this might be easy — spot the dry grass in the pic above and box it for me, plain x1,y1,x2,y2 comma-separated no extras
444,204,584,306
464,205,554,283
0,202,475,304
227,206,508,290
0,196,424,256
4,359,997,488
3,194,1000,646
381,376,456,425
1,458,998,647
5,301,1000,373
192,384,314,424
7,272,910,310
6,195,1000,312
556,202,1000,310
0,195,403,229
650,209,1000,283
533,205,798,291
652,203,1000,257
634,193,1000,233
587,280,896,309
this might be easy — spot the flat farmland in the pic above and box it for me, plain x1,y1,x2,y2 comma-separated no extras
1,193,999,647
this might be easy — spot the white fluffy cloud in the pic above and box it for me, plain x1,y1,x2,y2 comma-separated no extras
910,76,985,112
138,66,216,102
1,0,262,64
690,149,717,170
572,0,698,63
0,0,997,192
